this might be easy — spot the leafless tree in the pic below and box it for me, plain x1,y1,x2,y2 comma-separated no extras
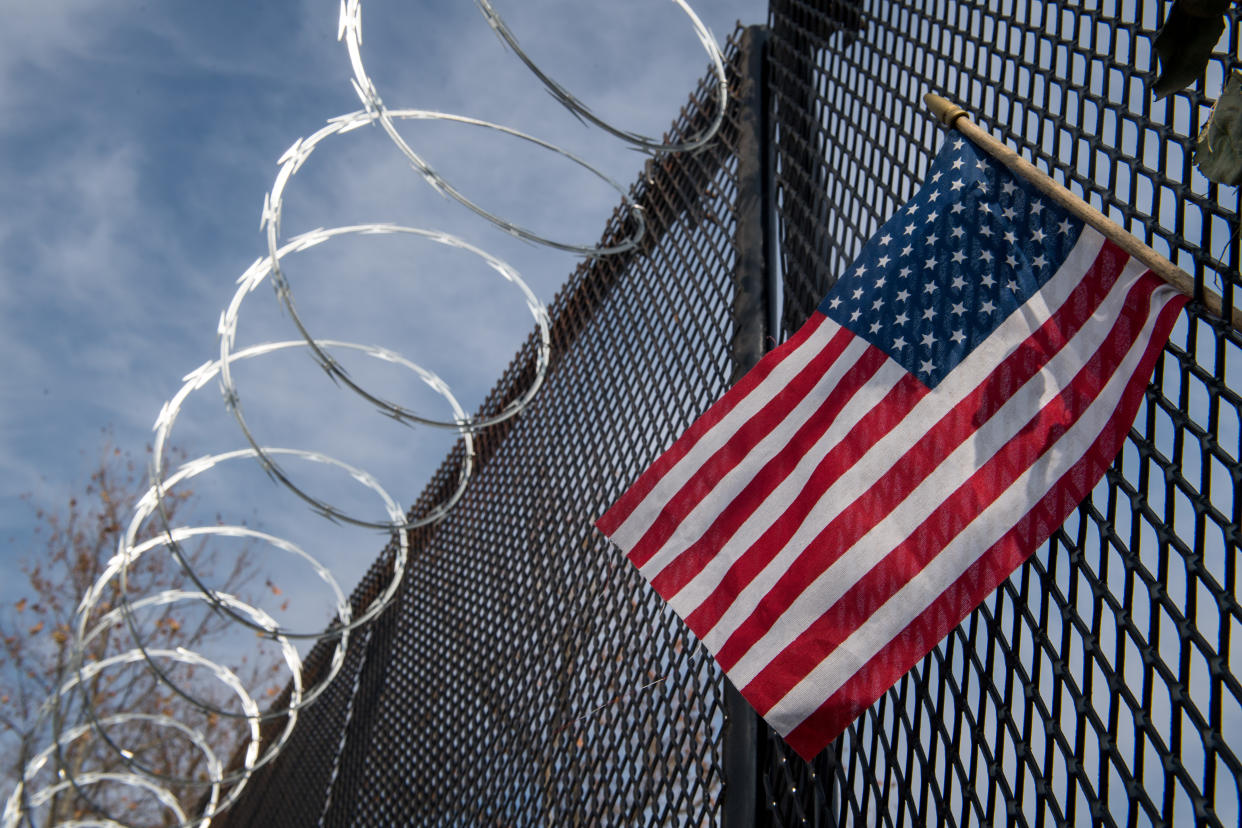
0,438,282,826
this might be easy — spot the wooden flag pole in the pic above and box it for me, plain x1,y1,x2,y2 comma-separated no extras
924,92,1242,333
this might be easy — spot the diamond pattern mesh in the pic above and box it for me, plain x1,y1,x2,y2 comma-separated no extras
218,3,1241,825
761,2,1240,826
214,31,751,828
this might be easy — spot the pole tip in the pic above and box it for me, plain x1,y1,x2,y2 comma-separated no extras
923,93,967,128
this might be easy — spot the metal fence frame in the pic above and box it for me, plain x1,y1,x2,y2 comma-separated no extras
217,3,1241,825
759,2,1240,826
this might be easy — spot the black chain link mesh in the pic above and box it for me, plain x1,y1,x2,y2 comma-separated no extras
217,2,1240,825
215,31,752,828
762,2,1240,826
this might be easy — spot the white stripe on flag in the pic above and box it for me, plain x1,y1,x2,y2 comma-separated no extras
724,251,1152,688
637,336,873,580
660,355,905,604
686,228,1111,653
608,318,840,552
763,277,1181,735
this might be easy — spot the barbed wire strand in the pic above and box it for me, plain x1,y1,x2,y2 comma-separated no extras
2,1,726,824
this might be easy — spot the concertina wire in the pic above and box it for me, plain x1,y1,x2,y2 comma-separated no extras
2,1,727,825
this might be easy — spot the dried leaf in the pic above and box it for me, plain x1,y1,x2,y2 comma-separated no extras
1152,0,1231,98
1196,72,1242,185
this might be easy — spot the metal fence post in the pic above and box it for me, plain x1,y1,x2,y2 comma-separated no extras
724,23,775,828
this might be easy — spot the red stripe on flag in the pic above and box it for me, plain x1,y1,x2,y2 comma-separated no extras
625,324,855,569
647,341,891,599
677,368,923,637
711,240,1133,673
740,271,1174,714
596,313,829,536
780,281,1185,759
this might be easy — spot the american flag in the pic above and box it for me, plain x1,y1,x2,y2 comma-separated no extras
596,135,1187,760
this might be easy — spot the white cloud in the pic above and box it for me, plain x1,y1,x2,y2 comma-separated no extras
0,0,767,604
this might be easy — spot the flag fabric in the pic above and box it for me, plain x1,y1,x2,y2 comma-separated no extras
595,135,1187,760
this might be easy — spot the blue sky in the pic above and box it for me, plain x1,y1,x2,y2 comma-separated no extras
1,1,1236,823
0,0,766,622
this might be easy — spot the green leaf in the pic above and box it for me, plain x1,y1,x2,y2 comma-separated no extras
1152,0,1230,98
1196,72,1242,185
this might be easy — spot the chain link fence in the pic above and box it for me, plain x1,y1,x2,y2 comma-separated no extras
219,2,1240,825
214,26,754,828
763,2,1240,826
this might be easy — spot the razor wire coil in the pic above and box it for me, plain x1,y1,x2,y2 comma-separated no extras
2,1,727,825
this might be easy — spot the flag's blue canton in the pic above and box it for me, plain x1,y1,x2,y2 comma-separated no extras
820,137,1085,388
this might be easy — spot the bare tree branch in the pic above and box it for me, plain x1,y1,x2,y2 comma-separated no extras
0,437,271,825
